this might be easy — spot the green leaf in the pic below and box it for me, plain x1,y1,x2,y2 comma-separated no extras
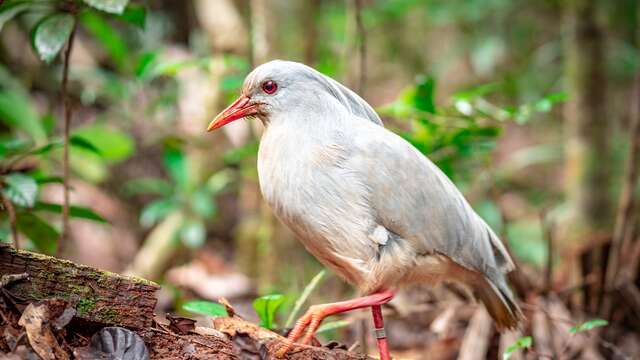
569,319,608,334
118,4,145,28
253,294,285,330
0,137,30,158
413,76,436,113
33,175,63,184
2,173,38,207
140,198,178,228
223,141,259,165
70,135,102,155
0,90,46,143
31,13,75,63
16,212,59,254
123,177,173,196
135,51,157,78
503,336,532,360
72,124,134,162
0,1,32,32
82,0,129,15
206,170,233,194
190,188,215,219
30,141,62,155
163,146,188,190
180,220,206,248
80,10,129,71
182,300,228,317
33,202,108,223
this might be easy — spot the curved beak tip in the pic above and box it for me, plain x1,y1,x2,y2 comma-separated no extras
206,95,256,133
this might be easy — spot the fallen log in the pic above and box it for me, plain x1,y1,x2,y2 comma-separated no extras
0,244,159,329
0,245,371,359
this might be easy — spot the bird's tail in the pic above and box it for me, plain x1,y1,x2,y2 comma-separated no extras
473,276,523,330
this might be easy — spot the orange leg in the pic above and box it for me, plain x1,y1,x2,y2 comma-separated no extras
275,290,394,358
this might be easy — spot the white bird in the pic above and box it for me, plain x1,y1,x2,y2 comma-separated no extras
207,60,522,358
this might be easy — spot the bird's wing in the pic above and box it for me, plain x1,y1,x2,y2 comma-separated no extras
347,120,514,280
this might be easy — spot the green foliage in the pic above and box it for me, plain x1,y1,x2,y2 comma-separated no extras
0,89,47,143
31,13,75,63
503,336,532,360
2,173,38,208
80,10,129,72
82,0,130,15
182,300,228,317
570,319,608,334
117,4,145,28
253,294,285,330
16,212,59,254
140,198,178,228
0,1,53,32
179,220,206,249
33,202,107,223
72,124,134,162
70,124,135,182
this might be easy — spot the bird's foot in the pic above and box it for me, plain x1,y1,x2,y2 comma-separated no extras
274,291,395,358
275,304,329,357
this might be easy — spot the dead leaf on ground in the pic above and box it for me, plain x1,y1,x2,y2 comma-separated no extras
18,302,69,360
166,313,196,335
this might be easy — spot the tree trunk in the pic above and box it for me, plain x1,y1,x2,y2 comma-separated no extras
563,0,610,311
563,0,610,238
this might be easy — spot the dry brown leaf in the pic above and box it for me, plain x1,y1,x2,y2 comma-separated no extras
18,302,68,360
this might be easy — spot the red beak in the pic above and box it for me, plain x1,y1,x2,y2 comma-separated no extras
207,95,259,131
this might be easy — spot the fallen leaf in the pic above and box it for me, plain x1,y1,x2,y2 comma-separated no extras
18,302,69,360
166,313,196,335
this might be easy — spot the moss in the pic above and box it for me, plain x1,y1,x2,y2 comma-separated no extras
76,298,96,314
99,308,121,324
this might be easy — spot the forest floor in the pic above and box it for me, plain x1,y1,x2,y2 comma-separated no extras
1,243,639,359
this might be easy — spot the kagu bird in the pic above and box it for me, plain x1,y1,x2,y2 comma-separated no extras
207,60,522,359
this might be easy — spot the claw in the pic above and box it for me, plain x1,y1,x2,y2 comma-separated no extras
275,305,327,357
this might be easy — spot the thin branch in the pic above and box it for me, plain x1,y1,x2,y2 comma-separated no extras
0,191,19,248
58,18,78,257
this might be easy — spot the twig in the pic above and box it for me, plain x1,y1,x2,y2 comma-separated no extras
58,16,78,257
0,191,19,248
354,0,366,94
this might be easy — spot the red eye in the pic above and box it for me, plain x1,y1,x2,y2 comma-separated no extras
261,80,278,94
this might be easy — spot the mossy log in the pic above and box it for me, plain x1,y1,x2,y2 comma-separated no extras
0,244,159,329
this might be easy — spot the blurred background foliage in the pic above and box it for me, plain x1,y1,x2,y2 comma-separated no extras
0,0,639,357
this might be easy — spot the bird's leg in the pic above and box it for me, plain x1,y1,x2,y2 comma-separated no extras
371,304,390,360
276,290,394,358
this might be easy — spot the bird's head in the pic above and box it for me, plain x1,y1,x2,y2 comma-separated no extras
207,60,382,132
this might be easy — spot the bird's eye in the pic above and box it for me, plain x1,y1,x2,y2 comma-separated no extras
261,80,278,94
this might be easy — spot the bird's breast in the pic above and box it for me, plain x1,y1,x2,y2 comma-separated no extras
256,125,378,286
